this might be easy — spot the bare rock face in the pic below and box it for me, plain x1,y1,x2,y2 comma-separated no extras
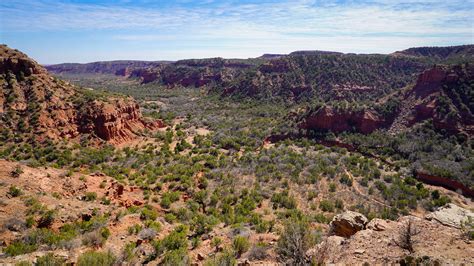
300,106,387,134
405,65,474,135
130,68,161,84
115,67,132,77
329,211,368,237
79,98,164,144
412,66,447,97
425,203,474,229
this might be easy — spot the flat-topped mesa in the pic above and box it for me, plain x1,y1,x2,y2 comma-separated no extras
0,44,164,145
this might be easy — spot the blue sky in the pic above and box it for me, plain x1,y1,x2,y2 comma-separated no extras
1,0,473,64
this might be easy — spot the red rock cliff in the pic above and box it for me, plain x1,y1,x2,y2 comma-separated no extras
300,106,387,134
79,99,164,144
0,45,164,145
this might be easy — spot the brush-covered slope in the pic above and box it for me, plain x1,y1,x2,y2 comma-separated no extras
45,60,166,75
0,45,163,145
297,63,474,136
393,45,474,63
46,45,472,102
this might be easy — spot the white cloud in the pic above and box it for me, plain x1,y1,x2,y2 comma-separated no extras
1,0,472,62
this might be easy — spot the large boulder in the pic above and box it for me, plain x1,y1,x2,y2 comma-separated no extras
329,211,368,237
425,203,474,229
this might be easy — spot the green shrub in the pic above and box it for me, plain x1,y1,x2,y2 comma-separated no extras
162,225,188,251
160,197,172,209
8,185,22,197
204,249,236,266
77,250,116,266
84,192,97,202
122,242,136,262
140,207,158,221
319,200,335,212
145,220,162,232
164,213,177,223
38,210,55,228
211,237,222,251
161,249,189,266
232,236,250,257
10,165,23,177
36,253,65,266
339,174,353,186
277,217,319,265
4,242,37,256
271,191,297,209
101,227,111,239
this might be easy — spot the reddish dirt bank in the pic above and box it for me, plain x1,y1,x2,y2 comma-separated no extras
415,172,474,198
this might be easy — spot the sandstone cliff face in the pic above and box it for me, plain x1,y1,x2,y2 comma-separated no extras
0,45,164,145
79,99,164,144
405,65,474,135
300,106,387,134
130,68,161,84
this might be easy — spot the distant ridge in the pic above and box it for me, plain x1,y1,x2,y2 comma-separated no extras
289,50,343,56
393,44,474,59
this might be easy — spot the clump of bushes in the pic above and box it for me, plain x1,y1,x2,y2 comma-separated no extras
77,250,116,266
232,236,250,257
83,192,97,202
277,217,320,265
8,185,22,197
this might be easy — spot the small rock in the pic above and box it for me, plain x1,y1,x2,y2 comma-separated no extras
354,249,365,254
197,253,205,261
238,259,250,266
366,218,389,231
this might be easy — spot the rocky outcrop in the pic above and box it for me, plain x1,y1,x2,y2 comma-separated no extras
425,203,474,229
310,212,474,264
0,45,164,145
78,98,164,144
130,68,161,84
298,64,473,136
366,218,390,231
115,67,132,77
405,64,474,135
329,211,368,237
300,106,388,134
412,66,447,96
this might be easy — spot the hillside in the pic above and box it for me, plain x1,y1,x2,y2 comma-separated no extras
0,45,163,145
45,60,167,75
393,45,474,63
298,64,474,136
